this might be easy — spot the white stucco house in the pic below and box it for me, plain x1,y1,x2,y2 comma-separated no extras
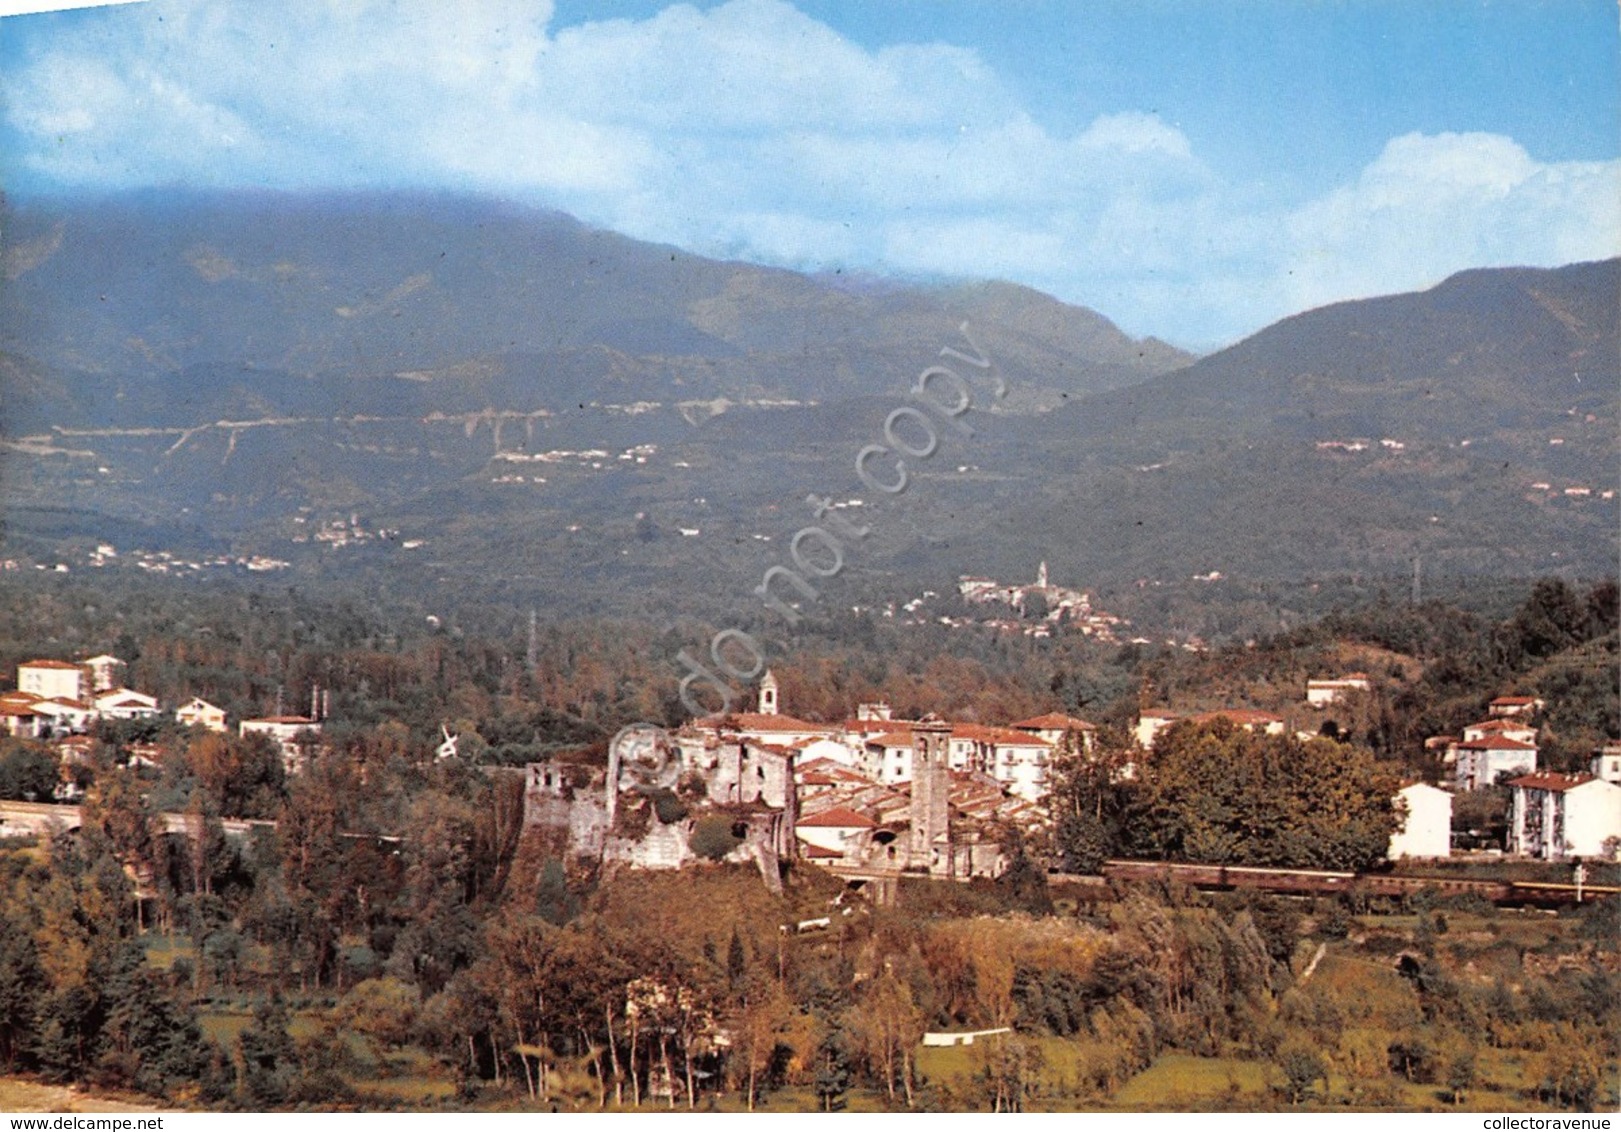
1388,782,1453,860
175,697,228,732
30,697,96,733
1135,709,1179,749
1590,745,1621,786
94,687,160,721
81,654,127,693
16,660,85,703
792,735,863,769
863,731,916,784
1462,718,1538,745
795,805,878,860
1453,737,1538,791
1488,695,1542,718
1306,674,1371,707
1507,772,1621,861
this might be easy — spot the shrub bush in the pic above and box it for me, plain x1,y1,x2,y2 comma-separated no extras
689,814,744,860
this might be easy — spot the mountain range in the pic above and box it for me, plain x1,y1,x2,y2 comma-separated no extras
0,191,1614,636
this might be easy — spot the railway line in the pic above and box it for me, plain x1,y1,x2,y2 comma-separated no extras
1094,858,1620,907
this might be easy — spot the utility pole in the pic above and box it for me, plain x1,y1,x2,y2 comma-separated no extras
1411,555,1422,605
527,608,538,673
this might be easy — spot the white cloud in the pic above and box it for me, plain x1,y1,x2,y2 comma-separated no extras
1278,133,1621,321
1077,111,1194,159
2,0,1616,345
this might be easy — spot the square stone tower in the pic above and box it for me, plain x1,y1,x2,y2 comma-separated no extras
909,714,952,875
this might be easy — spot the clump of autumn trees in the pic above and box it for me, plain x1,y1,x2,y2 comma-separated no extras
1049,718,1399,876
0,819,212,1100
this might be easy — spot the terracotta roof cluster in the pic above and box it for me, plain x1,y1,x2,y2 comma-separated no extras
796,757,871,784
948,771,1047,828
19,659,82,671
798,777,909,826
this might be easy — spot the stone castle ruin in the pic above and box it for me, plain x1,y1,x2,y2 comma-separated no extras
523,723,798,892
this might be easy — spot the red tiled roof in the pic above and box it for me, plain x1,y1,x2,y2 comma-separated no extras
800,772,838,786
1490,696,1537,706
699,712,834,733
1509,772,1598,792
866,731,915,747
20,659,81,671
953,722,1053,746
797,757,843,773
1456,737,1537,751
1011,712,1097,731
1468,719,1535,732
797,806,877,830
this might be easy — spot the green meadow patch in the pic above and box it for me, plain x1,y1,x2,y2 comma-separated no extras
1112,1055,1269,1109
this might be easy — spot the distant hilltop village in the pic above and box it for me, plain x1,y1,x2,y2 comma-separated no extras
876,563,1131,643
953,562,1128,642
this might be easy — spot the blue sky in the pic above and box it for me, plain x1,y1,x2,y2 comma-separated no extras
2,0,1616,347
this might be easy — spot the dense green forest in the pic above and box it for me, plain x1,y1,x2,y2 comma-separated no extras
0,573,1615,1111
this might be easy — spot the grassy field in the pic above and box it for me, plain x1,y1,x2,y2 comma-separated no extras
1111,1055,1269,1109
142,934,195,970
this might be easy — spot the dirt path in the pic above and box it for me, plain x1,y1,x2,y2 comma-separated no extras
1298,941,1329,983
0,1077,164,1113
